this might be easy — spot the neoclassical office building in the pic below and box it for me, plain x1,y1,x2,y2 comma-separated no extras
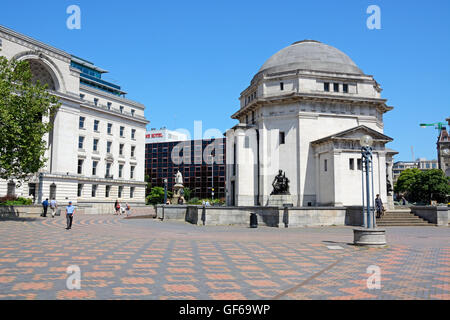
0,25,148,212
226,40,397,207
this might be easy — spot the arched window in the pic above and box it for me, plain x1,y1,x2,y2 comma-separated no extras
28,59,56,91
49,183,57,200
7,181,16,197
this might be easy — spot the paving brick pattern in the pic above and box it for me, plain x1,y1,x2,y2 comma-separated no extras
0,215,448,300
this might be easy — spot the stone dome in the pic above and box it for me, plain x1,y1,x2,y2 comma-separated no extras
258,40,364,75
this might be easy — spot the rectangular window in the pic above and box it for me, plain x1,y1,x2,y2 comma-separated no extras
324,82,330,92
131,109,135,117
333,83,339,92
131,129,136,140
119,144,124,156
105,185,111,198
118,186,123,198
130,166,135,179
280,82,284,91
107,141,112,154
130,187,135,199
80,94,85,100
106,163,112,177
131,146,136,158
79,117,85,129
120,106,124,113
78,136,85,149
349,158,355,170
92,161,98,176
93,139,99,152
77,184,83,197
324,159,328,172
119,164,124,178
92,184,98,197
280,132,286,145
77,159,84,175
107,123,112,134
94,120,99,132
357,159,362,171
107,102,112,110
120,126,125,137
94,98,99,106
343,84,349,93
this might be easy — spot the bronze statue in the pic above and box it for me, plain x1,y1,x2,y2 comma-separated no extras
386,175,393,196
271,170,290,195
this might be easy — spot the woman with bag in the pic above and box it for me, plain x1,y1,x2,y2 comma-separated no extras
114,200,121,215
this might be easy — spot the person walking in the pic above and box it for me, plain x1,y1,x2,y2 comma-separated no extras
125,203,131,217
41,198,49,217
65,201,75,230
114,200,121,215
50,198,58,218
375,194,384,218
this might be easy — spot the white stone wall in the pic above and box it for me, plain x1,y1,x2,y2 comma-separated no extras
0,26,148,208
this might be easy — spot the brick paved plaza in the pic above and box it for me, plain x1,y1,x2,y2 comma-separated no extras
0,214,448,300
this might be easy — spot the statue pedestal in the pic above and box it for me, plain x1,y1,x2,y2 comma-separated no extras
267,195,294,207
172,184,185,205
387,195,395,210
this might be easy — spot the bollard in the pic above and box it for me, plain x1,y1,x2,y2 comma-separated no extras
250,213,258,228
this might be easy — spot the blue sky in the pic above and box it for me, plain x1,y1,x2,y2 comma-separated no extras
1,0,449,161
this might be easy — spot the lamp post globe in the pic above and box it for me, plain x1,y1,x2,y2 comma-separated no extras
360,135,374,148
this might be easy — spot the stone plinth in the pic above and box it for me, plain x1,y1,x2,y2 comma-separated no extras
353,228,387,247
267,195,294,207
171,184,185,205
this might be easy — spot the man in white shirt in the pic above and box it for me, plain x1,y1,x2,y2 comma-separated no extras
50,198,58,218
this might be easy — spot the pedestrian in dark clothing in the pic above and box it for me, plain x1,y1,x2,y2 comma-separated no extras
66,201,75,230
41,198,49,217
375,194,384,218
114,200,120,215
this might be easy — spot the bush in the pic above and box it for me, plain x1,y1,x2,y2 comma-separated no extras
146,187,173,205
0,195,32,206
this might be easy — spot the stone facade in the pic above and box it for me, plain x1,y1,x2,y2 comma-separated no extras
226,40,395,207
0,25,148,212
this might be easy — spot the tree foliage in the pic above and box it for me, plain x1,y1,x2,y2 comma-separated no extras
146,187,173,205
394,168,421,194
408,170,449,204
395,169,449,204
0,56,61,183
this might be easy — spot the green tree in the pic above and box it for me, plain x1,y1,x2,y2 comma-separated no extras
409,170,449,204
0,56,60,183
394,168,421,195
146,187,173,205
183,187,192,201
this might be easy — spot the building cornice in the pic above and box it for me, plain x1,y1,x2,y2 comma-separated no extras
0,25,71,63
232,93,392,119
80,101,149,125
80,85,146,110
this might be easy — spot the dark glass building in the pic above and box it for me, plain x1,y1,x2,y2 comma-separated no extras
145,138,226,200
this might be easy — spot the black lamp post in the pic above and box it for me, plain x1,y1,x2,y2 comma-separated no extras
353,135,387,247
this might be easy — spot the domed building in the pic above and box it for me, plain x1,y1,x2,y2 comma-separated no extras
226,40,397,207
